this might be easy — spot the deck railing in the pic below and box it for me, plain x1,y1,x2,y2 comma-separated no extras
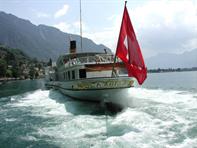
65,55,122,67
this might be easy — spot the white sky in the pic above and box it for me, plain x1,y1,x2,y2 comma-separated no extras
0,0,197,58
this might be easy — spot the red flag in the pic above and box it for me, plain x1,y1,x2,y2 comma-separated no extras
116,4,147,85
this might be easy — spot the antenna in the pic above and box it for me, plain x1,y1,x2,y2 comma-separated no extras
80,0,83,52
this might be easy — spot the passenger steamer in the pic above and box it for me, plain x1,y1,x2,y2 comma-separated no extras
46,41,134,106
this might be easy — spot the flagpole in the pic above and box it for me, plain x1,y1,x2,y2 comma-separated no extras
80,0,83,52
111,1,127,77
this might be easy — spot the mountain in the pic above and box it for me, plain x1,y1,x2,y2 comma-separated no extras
146,49,197,69
0,11,111,61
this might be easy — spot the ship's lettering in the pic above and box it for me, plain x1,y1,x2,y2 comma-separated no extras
75,80,130,89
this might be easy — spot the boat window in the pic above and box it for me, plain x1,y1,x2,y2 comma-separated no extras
79,69,86,78
68,71,70,80
63,72,66,79
72,70,75,79
66,72,68,80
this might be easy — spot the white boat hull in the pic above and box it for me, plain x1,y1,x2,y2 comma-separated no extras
45,77,134,107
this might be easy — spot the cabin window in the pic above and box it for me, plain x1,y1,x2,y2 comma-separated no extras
63,72,66,79
68,71,70,80
79,69,86,78
65,72,67,80
72,70,75,79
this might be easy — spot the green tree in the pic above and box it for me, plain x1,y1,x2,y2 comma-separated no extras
6,69,12,77
29,66,35,79
48,58,52,66
38,63,42,70
12,66,20,78
32,58,38,64
35,71,39,78
0,59,7,77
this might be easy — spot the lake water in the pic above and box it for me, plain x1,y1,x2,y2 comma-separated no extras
0,71,197,148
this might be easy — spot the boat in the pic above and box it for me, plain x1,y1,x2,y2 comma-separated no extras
45,2,147,107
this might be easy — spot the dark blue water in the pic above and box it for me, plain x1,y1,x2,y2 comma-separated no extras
0,79,45,98
0,71,197,147
143,71,197,92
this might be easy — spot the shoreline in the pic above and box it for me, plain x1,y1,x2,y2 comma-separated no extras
0,78,20,85
148,69,197,73
1,69,196,84
0,77,44,85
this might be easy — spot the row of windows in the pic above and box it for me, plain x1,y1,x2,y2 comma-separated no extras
63,69,86,80
63,71,75,80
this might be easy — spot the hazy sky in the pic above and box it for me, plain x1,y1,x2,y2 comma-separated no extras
0,0,197,58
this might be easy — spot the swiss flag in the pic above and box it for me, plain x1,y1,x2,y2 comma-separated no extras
116,4,147,85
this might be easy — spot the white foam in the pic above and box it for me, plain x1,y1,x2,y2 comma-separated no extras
37,115,106,138
12,89,71,117
105,108,166,145
128,87,197,108
3,88,196,147
5,118,17,122
166,138,197,148
19,135,38,141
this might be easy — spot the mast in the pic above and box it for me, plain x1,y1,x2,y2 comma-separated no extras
80,0,83,52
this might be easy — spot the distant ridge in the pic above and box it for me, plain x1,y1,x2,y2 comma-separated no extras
0,11,111,61
146,49,197,69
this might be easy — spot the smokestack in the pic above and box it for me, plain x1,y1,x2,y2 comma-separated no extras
70,40,76,54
